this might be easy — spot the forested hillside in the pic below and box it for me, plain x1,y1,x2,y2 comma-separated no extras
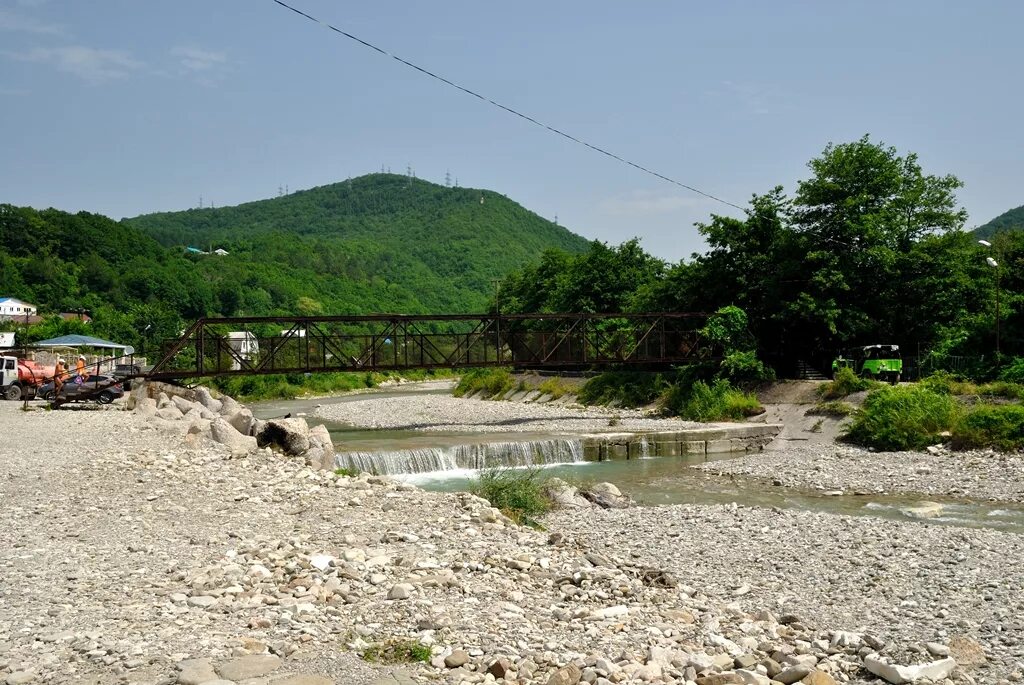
975,204,1024,239
127,174,589,313
0,175,590,351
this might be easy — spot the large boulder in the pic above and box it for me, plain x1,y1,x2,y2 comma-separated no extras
545,478,592,509
218,395,242,417
211,418,258,456
226,408,256,436
133,397,158,419
171,395,198,415
257,418,311,456
304,424,336,470
194,386,223,413
581,481,631,509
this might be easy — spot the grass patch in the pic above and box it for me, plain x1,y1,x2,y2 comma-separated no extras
537,377,575,400
951,404,1024,451
844,385,959,451
818,367,872,400
362,639,432,664
209,368,455,402
806,400,856,417
578,371,668,407
333,466,359,477
662,379,762,422
453,368,516,399
920,372,1024,400
470,468,552,527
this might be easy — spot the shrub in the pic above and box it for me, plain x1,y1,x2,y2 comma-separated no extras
333,467,359,477
662,379,762,422
578,371,668,407
470,468,551,526
818,367,871,400
453,368,516,398
999,357,1024,384
844,385,959,451
806,401,855,417
362,639,432,664
951,404,1024,451
537,377,575,400
717,350,776,387
920,372,1024,400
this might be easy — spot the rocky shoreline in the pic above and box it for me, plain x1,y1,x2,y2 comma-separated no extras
312,393,707,434
698,442,1024,504
2,389,1022,685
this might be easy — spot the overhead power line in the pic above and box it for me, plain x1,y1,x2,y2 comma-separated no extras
270,0,745,211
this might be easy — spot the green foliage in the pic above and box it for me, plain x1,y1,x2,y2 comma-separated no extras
806,401,856,417
362,639,432,664
951,404,1024,451
470,469,551,526
701,305,750,350
578,371,668,407
453,368,516,398
661,379,762,422
537,377,574,399
844,385,960,450
920,371,1024,400
333,467,360,477
819,367,872,400
128,174,590,316
975,204,1024,240
718,350,776,387
999,357,1024,383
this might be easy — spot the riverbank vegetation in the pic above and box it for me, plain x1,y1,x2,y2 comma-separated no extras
208,368,453,402
471,468,551,527
844,384,1024,451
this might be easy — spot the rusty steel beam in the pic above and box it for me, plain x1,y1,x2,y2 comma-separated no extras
145,313,713,380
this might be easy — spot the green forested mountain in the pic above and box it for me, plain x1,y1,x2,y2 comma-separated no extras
0,174,590,351
975,204,1024,239
127,174,589,313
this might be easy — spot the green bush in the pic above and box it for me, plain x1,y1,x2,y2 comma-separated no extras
537,377,575,400
999,357,1024,384
951,404,1024,451
844,385,959,451
453,368,516,398
718,350,776,387
577,371,668,407
333,467,359,477
362,639,432,664
806,400,855,417
921,371,1024,400
470,468,551,526
819,367,871,400
662,379,762,422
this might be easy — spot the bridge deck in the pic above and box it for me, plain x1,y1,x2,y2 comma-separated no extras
147,313,713,380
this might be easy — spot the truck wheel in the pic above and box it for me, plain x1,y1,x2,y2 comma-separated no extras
41,390,55,401
97,391,114,405
891,373,901,385
4,384,22,401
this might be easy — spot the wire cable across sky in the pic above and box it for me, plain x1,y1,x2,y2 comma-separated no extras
270,0,745,211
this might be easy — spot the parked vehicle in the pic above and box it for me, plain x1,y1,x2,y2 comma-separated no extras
113,363,142,391
0,355,48,400
37,374,124,405
832,345,902,384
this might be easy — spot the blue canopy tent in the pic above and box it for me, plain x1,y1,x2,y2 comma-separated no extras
32,334,135,356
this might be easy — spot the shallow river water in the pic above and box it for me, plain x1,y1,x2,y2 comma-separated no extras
252,388,1024,534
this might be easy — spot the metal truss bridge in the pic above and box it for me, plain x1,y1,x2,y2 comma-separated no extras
146,313,713,380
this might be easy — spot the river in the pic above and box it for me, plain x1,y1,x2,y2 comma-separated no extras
251,386,1024,534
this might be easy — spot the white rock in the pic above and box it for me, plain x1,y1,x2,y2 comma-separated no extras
863,654,956,684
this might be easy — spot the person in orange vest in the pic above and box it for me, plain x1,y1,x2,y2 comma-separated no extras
75,355,89,383
53,357,66,396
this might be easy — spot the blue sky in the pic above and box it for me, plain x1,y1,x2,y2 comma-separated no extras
1,0,1021,261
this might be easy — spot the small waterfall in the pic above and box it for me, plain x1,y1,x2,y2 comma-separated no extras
638,435,650,458
335,438,585,475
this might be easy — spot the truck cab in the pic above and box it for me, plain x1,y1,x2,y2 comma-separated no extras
0,355,46,400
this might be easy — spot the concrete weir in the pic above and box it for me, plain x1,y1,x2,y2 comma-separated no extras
581,423,782,460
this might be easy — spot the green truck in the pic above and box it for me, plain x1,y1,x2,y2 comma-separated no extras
832,344,902,384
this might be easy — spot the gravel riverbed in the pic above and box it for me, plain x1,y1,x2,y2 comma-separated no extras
2,396,1022,685
313,394,706,434
698,443,1024,504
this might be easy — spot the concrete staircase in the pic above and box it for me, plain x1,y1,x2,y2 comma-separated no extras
796,360,830,381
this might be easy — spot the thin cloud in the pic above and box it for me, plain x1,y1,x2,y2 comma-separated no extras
8,46,143,83
0,8,64,35
171,45,227,72
599,190,705,216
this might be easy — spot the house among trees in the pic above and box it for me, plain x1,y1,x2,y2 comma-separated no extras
0,297,37,321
